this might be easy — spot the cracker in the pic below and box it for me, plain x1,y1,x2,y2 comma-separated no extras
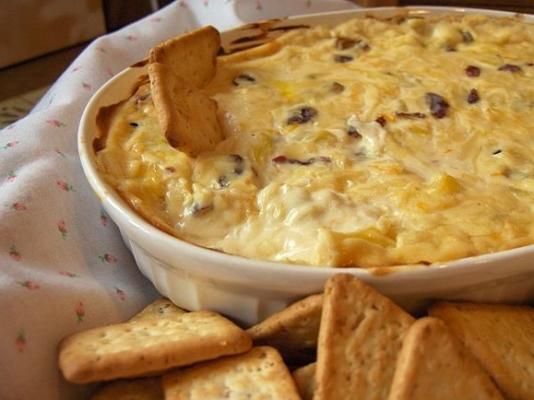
292,362,316,400
91,377,163,400
149,63,223,155
247,294,322,364
429,302,534,400
389,317,503,400
129,298,186,322
58,310,252,383
162,346,301,400
148,26,224,155
149,26,220,90
315,274,414,400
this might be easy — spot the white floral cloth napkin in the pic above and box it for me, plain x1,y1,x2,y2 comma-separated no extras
0,0,358,399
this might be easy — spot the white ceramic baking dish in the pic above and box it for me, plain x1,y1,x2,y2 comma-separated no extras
79,6,534,326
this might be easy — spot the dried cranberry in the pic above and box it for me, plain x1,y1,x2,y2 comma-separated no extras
286,106,318,125
334,54,353,63
395,112,426,119
232,73,256,86
335,37,357,50
347,126,362,138
465,65,481,77
272,155,288,164
375,116,387,127
498,64,522,73
425,93,450,119
467,88,480,104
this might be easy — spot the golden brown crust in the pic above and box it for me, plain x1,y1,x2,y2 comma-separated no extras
389,317,503,400
247,294,322,364
58,305,252,384
162,346,301,400
429,302,534,400
315,274,414,400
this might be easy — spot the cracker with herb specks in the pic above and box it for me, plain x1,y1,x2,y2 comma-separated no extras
163,346,301,400
129,298,186,322
389,317,503,400
247,294,322,364
429,302,534,400
59,304,251,383
315,274,414,400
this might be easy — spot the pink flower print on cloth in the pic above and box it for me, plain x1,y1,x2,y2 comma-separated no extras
9,202,27,211
75,302,85,322
57,220,68,239
46,119,66,128
15,330,26,353
56,180,75,192
18,281,40,290
99,253,118,264
2,141,19,150
115,287,126,301
9,245,21,261
6,171,17,182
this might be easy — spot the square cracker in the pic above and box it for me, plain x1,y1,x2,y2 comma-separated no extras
429,302,534,400
162,346,301,400
91,377,163,400
388,317,503,400
149,63,223,155
149,26,220,90
129,298,186,322
292,362,316,400
315,274,414,400
59,306,252,383
247,294,322,364
148,26,224,155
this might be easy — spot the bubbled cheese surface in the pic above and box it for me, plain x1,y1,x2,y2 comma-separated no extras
96,15,534,268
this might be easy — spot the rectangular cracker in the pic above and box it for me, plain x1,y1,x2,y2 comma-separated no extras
429,302,534,400
292,362,316,400
247,294,322,364
149,26,220,90
91,377,163,400
129,298,186,322
162,346,301,400
149,63,223,155
389,317,503,400
148,26,224,155
315,274,414,400
59,305,251,383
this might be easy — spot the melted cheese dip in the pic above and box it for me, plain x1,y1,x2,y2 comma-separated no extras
97,15,534,268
